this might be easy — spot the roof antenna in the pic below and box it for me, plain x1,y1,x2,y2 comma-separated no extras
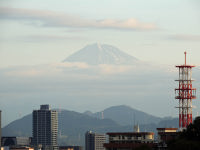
184,51,187,65
101,111,104,119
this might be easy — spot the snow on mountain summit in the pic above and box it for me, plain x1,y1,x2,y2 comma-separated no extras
63,43,138,65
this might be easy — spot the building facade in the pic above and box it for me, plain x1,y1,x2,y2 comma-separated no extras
59,146,83,150
157,128,178,143
32,105,58,150
1,137,31,147
85,131,106,150
9,147,34,150
104,132,154,150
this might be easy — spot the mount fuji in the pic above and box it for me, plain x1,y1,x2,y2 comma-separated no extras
63,43,138,65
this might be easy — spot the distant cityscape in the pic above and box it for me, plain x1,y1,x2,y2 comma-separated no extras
0,104,178,150
1,103,200,150
0,52,200,150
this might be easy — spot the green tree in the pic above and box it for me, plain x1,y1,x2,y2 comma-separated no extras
180,116,200,141
168,117,200,150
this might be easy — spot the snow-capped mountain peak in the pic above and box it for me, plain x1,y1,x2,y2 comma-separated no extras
63,43,138,65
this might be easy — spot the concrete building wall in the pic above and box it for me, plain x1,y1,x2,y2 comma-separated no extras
59,146,83,150
104,132,155,150
94,134,106,150
108,133,154,143
10,147,34,150
85,131,106,150
1,137,31,146
32,105,58,150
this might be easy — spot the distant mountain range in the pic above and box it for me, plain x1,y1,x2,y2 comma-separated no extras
2,105,178,146
84,105,161,125
63,43,139,65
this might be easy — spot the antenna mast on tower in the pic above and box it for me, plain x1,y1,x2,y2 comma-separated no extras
175,52,196,129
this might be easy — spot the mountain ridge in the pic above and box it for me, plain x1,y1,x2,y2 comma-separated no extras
2,105,178,146
83,105,162,125
63,43,139,65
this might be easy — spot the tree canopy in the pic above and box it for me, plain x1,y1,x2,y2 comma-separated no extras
168,117,200,150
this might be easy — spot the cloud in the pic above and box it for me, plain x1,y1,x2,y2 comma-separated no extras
51,62,89,69
3,62,90,77
21,35,85,42
1,63,133,78
169,34,200,41
0,7,157,30
4,69,44,77
1,62,165,78
98,64,132,75
1,61,179,78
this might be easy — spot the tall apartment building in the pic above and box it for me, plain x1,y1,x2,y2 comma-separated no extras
85,131,106,150
32,105,58,150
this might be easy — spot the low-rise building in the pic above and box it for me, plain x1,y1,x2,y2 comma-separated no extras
1,147,34,150
10,147,34,150
1,137,31,147
59,146,83,150
104,132,154,150
85,131,106,150
157,128,178,143
1,147,10,150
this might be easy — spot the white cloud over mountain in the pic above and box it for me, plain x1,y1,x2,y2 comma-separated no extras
169,34,200,41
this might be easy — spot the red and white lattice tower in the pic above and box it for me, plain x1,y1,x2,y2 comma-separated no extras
175,52,196,129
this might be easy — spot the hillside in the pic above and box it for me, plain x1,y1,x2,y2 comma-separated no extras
2,109,119,146
84,105,162,125
2,114,32,137
2,106,178,146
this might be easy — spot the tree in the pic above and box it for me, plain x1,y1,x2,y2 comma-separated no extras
181,116,200,141
168,117,200,150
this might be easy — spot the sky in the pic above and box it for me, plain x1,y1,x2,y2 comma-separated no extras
0,0,200,126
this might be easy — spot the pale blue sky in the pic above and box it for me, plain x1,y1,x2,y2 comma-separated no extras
0,0,200,67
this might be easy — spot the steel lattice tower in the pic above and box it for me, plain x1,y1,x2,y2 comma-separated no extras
175,52,196,129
